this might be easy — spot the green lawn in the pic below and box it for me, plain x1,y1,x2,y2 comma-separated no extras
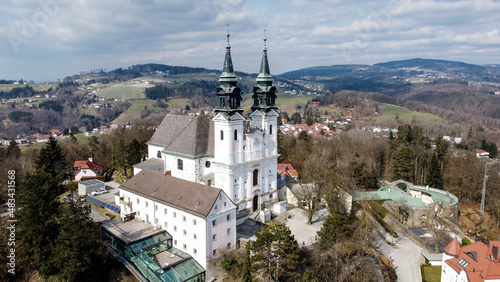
97,83,150,99
421,265,441,282
379,104,443,122
127,99,156,113
0,84,53,92
167,98,189,108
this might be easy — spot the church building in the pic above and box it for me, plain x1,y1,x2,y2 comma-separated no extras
116,31,280,269
142,31,279,212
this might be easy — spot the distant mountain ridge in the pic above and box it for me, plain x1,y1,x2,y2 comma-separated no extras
280,58,495,79
374,58,486,73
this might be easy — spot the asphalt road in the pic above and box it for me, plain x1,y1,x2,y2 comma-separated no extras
378,234,423,282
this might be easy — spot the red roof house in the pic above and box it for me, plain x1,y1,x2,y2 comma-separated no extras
442,237,500,281
74,158,104,181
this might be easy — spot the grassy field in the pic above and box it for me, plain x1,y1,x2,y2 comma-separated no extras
167,98,189,108
97,83,150,99
421,265,441,282
379,104,443,122
127,100,156,113
0,84,53,92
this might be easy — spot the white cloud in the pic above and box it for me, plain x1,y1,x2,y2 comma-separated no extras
0,0,499,80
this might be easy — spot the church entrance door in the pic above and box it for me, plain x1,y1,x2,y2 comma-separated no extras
253,195,258,211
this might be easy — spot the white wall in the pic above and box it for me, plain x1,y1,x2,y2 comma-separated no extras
164,155,197,182
118,189,236,268
147,144,164,160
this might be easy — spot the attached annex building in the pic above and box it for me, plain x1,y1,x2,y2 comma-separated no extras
115,32,280,272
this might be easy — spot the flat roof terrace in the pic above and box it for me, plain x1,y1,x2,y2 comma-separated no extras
353,180,458,208
102,219,168,245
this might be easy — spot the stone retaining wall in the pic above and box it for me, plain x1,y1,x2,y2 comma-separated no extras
383,213,435,253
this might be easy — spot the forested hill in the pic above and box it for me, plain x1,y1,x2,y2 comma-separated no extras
280,58,498,81
64,63,251,83
374,58,486,75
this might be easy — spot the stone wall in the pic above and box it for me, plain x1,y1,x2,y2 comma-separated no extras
382,201,458,227
383,213,435,253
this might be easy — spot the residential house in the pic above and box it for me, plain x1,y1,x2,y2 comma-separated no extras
36,134,51,143
475,149,490,159
50,129,61,137
74,158,104,181
441,236,500,281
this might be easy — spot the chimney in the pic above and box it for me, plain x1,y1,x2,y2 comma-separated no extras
493,245,498,261
165,171,171,176
476,233,481,242
485,237,490,247
205,179,211,186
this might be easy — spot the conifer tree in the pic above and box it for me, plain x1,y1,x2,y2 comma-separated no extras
35,136,68,185
17,171,60,277
54,190,109,281
249,224,300,281
241,247,253,282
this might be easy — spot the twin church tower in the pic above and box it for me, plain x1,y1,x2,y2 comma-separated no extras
212,30,279,212
146,31,280,213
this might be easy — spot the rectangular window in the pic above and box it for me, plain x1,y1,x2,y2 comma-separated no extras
213,249,217,256
183,216,186,222
193,219,197,226
212,220,216,227
146,214,149,222
173,212,176,218
174,240,177,246
183,229,186,235
227,214,230,221
145,201,148,207
137,198,140,204
227,228,231,235
164,222,168,229
227,243,231,249
164,208,167,215
155,218,158,224
193,234,197,240
155,205,158,211
174,226,177,232
194,248,197,255
213,234,217,241
183,244,187,250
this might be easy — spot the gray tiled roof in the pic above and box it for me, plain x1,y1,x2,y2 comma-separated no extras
133,158,164,173
148,115,213,158
120,170,220,218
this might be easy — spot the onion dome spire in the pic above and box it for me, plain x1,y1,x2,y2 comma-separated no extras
256,31,273,86
215,25,242,115
251,29,277,112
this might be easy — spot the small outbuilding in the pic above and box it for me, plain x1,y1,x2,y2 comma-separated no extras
78,179,105,196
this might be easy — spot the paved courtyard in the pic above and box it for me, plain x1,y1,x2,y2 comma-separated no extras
283,206,329,246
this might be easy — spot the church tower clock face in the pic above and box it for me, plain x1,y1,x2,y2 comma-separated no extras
253,138,259,147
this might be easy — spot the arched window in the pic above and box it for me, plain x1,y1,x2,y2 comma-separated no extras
220,130,224,140
253,169,259,186
269,125,273,135
234,129,238,141
157,150,161,158
177,159,183,171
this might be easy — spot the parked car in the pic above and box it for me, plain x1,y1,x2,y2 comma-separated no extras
91,188,107,196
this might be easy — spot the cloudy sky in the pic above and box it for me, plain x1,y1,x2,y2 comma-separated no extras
1,0,500,81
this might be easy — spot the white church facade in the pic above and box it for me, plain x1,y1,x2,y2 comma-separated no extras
117,32,280,268
142,32,279,212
